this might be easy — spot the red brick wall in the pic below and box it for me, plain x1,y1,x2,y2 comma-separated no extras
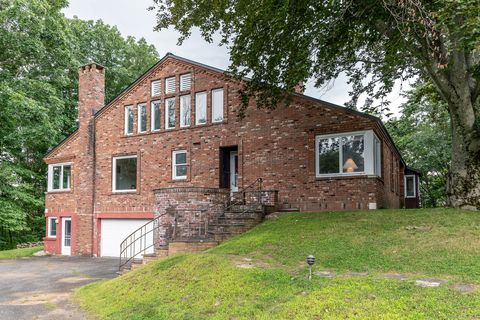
44,56,404,256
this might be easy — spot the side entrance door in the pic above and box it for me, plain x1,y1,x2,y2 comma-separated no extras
230,151,238,192
61,217,72,256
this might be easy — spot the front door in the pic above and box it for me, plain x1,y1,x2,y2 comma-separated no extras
230,151,238,192
61,217,72,256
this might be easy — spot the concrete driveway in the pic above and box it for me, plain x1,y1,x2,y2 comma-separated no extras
0,256,118,320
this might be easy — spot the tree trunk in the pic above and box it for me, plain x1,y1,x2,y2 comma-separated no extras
446,109,480,210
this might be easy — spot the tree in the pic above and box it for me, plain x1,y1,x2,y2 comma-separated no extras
387,81,451,207
152,0,480,209
0,0,159,248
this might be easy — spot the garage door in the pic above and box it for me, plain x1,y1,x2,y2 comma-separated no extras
100,219,154,257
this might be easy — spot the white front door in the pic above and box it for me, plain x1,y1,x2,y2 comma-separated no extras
61,217,72,256
230,151,238,192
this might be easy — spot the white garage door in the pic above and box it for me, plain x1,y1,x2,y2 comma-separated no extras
100,219,154,257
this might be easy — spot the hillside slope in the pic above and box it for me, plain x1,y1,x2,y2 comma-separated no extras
76,209,480,319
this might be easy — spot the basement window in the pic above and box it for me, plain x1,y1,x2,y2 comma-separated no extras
47,217,57,238
112,155,137,192
172,150,187,180
315,130,380,177
47,163,71,192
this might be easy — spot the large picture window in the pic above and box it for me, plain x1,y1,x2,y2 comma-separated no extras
165,97,176,129
112,155,137,192
172,150,187,180
48,163,71,191
315,131,380,177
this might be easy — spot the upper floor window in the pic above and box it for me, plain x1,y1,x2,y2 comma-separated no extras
212,88,224,123
137,103,147,133
124,105,134,135
180,73,191,91
151,80,161,97
180,95,191,128
112,155,137,192
195,92,207,125
47,217,57,238
151,100,161,131
315,130,381,177
48,163,71,192
165,97,176,129
172,150,187,180
405,175,416,198
165,76,176,94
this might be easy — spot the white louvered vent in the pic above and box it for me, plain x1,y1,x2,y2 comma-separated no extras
151,80,161,97
165,77,176,94
180,73,191,91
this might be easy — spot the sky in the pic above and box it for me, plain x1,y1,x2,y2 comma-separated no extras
62,0,410,118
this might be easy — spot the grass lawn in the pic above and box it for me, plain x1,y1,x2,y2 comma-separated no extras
0,246,44,259
76,208,480,319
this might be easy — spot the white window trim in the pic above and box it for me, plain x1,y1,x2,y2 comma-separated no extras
165,97,176,130
180,95,191,128
211,88,224,123
195,91,207,125
47,217,57,238
180,73,191,91
112,155,138,193
151,80,161,97
137,103,147,133
124,105,134,135
172,150,187,180
47,162,72,192
404,175,417,198
151,100,161,132
315,130,376,178
165,76,176,94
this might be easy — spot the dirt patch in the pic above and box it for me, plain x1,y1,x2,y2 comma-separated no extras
232,257,272,269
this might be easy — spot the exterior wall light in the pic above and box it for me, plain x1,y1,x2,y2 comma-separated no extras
307,255,315,280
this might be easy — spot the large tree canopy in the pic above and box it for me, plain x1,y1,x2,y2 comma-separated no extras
0,0,159,248
152,0,480,209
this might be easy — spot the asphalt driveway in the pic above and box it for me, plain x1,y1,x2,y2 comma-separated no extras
0,256,118,320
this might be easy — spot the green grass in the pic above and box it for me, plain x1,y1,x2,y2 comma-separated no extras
76,209,480,319
0,246,44,259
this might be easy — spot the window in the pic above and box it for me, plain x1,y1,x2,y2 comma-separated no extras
165,76,176,94
172,150,187,180
180,95,191,127
47,217,57,238
124,105,134,135
316,130,382,177
112,155,137,192
195,92,207,125
151,100,161,131
151,80,161,97
405,175,416,198
212,88,224,123
165,97,176,129
48,163,71,191
138,103,147,133
180,73,191,91
373,135,382,176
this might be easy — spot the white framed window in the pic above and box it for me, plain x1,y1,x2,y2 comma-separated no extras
373,135,382,176
180,73,191,91
151,80,161,97
112,155,137,192
172,150,187,180
315,130,380,177
151,100,161,131
47,217,57,238
124,105,134,135
137,103,147,133
47,163,71,192
195,92,207,125
165,97,176,129
180,95,191,128
212,88,224,123
405,175,416,198
165,76,176,94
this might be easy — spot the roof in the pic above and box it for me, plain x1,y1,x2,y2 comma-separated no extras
45,53,406,165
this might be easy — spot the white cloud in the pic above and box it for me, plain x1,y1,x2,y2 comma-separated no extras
63,0,408,118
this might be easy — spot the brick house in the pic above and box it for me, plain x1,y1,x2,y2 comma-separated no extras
43,53,418,258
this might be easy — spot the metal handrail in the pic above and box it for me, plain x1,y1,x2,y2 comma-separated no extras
224,178,263,212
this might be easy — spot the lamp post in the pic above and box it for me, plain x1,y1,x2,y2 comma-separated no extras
306,255,315,280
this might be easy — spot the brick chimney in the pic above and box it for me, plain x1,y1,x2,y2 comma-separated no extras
78,63,105,128
75,63,104,256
